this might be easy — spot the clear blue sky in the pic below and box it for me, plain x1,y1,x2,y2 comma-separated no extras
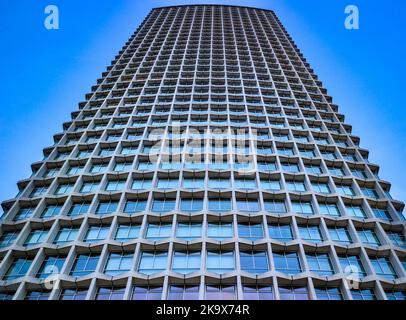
0,0,405,212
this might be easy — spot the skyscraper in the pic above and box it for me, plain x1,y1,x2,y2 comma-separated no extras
0,4,405,300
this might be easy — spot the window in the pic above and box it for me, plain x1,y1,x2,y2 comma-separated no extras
257,161,276,172
114,162,133,172
152,198,176,212
386,231,406,249
4,258,33,280
184,178,205,189
168,285,199,300
264,199,286,213
14,207,35,221
180,198,203,212
291,201,314,215
306,253,334,276
157,178,179,189
260,178,281,191
146,223,171,240
106,180,126,192
25,290,51,301
124,199,147,214
350,289,376,300
208,178,229,189
305,165,322,175
138,251,168,275
207,222,233,240
59,288,88,300
357,228,381,247
385,290,406,301
268,223,293,242
240,251,269,274
70,254,100,277
30,186,48,198
273,251,302,275
298,225,323,243
41,204,62,218
346,205,367,218
208,198,231,212
176,222,202,240
132,178,153,190
80,181,100,194
286,181,306,192
172,251,201,274
338,254,366,278
104,252,133,276
312,182,330,194
96,287,125,300
206,251,234,274
238,222,264,241
369,256,397,280
37,255,66,279
68,202,90,216
96,201,118,215
131,286,163,300
361,187,379,199
279,286,309,300
24,229,48,247
90,163,108,174
54,226,79,244
328,226,352,244
0,231,18,248
314,287,343,300
336,184,356,196
237,198,259,212
372,208,392,221
243,285,274,300
115,224,140,242
282,163,300,173
318,203,341,217
84,225,110,243
235,178,257,190
55,183,74,195
205,285,236,300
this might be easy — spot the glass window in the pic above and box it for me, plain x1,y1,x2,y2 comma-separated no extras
25,290,51,301
157,178,179,189
235,178,257,190
240,251,269,274
208,178,230,189
336,184,356,196
168,285,199,300
268,223,293,242
205,285,236,300
146,223,172,240
138,251,168,275
131,286,163,300
115,224,140,242
291,201,314,215
114,162,133,172
132,178,153,190
273,251,302,275
41,205,62,218
236,198,259,212
312,182,331,194
298,225,323,243
90,163,108,174
24,229,48,247
172,251,201,274
59,288,88,300
314,287,343,300
55,183,74,195
124,199,147,214
151,198,176,212
279,286,309,300
328,226,352,244
243,285,274,300
70,254,100,277
238,222,264,241
372,208,392,221
180,198,203,212
369,256,397,280
96,201,118,215
351,289,376,300
14,207,35,221
338,254,366,278
84,225,110,243
0,231,18,248
260,178,281,191
37,255,66,279
346,205,367,218
104,252,133,276
208,198,231,212
318,203,341,217
206,251,234,274
207,222,233,240
385,290,406,301
80,181,100,194
105,180,126,192
54,226,79,244
286,181,306,192
95,287,125,300
4,258,33,280
306,253,334,276
176,222,202,240
257,161,277,172
282,163,300,173
386,231,406,249
68,202,90,216
357,228,381,247
264,199,286,213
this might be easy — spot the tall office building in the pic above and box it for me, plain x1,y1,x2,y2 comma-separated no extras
0,5,405,301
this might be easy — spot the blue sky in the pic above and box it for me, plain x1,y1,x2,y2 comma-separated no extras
0,0,405,211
